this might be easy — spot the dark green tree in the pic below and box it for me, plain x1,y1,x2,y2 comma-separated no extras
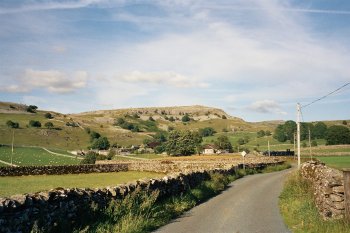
26,105,38,113
80,151,97,164
6,120,19,128
90,131,101,142
237,138,245,145
274,125,286,142
165,130,202,156
313,122,327,139
283,120,297,140
44,113,53,119
257,130,265,138
181,114,191,122
214,135,233,152
91,137,110,150
29,120,41,128
325,125,350,145
198,127,216,137
343,120,347,125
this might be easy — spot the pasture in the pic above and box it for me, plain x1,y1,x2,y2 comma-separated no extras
317,156,350,169
0,171,164,197
0,146,80,166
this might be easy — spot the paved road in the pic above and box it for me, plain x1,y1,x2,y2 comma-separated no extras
155,168,292,233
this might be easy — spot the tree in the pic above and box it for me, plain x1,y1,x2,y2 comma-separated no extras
237,138,245,145
26,105,38,113
311,140,318,147
44,113,53,119
29,120,41,128
265,130,272,136
165,130,202,156
168,116,175,122
215,135,233,152
283,120,297,140
44,122,54,129
198,127,216,137
80,151,97,164
325,125,350,145
222,115,227,119
148,116,155,121
274,125,286,142
90,131,101,142
91,137,110,150
181,114,191,122
6,120,19,128
313,122,327,139
257,130,265,138
343,120,347,125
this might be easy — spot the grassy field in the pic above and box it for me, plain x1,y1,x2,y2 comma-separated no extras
0,146,80,166
316,156,350,169
0,171,164,197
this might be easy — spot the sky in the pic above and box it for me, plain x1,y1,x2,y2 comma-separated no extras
0,0,350,122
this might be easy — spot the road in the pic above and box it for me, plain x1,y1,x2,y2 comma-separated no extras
155,168,292,233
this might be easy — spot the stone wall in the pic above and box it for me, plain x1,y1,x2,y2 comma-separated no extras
301,161,345,219
0,164,129,176
0,161,282,233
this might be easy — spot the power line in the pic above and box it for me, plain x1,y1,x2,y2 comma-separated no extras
301,82,350,109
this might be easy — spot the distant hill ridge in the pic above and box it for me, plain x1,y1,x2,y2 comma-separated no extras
74,105,243,122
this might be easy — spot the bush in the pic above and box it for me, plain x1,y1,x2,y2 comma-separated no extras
221,115,227,119
181,114,191,122
29,120,41,128
44,113,53,119
44,122,54,129
6,120,19,128
80,151,97,164
325,125,350,145
26,105,38,113
311,140,317,147
91,137,110,150
107,149,116,160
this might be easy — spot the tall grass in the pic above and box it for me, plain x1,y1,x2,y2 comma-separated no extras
279,171,349,233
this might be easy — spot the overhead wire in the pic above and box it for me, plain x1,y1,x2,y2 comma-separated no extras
301,82,350,109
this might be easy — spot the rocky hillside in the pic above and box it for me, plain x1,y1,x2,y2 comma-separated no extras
0,102,272,149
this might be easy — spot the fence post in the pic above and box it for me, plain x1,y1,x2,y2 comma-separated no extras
344,169,350,222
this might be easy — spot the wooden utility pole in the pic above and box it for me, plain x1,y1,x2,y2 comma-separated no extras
297,103,301,169
344,169,350,222
309,128,312,161
11,130,14,166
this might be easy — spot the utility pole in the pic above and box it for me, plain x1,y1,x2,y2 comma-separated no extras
293,132,296,160
11,130,14,166
297,103,301,169
309,128,312,161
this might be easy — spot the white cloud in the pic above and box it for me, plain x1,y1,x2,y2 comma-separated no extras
0,0,111,15
120,71,209,88
249,100,287,115
1,69,88,94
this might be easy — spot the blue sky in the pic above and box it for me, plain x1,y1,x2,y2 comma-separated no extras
0,0,350,122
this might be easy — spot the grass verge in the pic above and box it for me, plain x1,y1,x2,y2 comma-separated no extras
279,171,349,233
68,163,290,233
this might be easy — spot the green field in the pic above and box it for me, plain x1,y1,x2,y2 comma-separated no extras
0,171,164,197
0,146,80,166
317,156,350,169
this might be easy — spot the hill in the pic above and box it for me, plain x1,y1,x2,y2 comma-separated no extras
0,102,275,150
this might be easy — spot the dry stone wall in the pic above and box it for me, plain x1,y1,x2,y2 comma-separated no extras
0,161,282,233
301,161,345,219
0,164,129,176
